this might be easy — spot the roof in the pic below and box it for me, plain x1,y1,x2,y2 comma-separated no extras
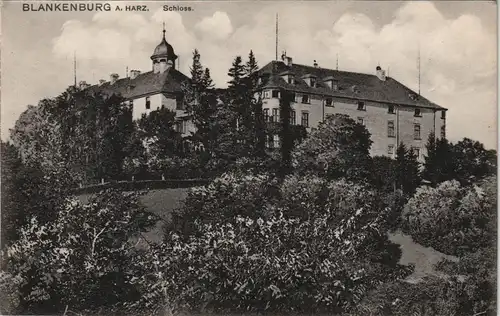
151,36,177,61
86,68,190,99
258,60,446,110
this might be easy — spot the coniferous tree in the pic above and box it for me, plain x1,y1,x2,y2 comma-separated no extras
190,49,204,90
395,143,421,195
245,50,259,76
278,89,293,177
422,132,438,183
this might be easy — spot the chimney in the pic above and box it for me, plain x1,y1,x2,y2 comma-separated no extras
130,70,141,80
313,60,318,68
99,79,106,86
110,73,119,84
376,66,386,81
286,56,293,67
78,80,90,90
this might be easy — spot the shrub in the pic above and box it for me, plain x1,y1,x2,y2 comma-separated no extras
4,189,158,314
139,173,412,314
401,179,495,256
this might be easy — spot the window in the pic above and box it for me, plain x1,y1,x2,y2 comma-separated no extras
412,147,420,159
290,110,296,125
290,92,296,102
441,110,446,119
272,108,279,122
388,145,395,155
357,101,366,111
388,105,395,114
273,135,280,148
310,77,316,87
388,120,395,137
267,135,274,149
301,112,309,127
414,108,421,117
263,109,269,122
441,125,446,139
414,124,421,140
287,77,293,84
272,90,279,98
301,94,310,104
263,90,270,99
180,121,188,134
357,117,364,125
325,98,333,107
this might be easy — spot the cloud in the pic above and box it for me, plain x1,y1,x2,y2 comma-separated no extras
195,11,233,40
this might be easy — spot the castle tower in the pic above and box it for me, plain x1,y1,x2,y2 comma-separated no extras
151,23,178,74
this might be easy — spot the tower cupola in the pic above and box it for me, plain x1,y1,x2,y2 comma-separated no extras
151,23,178,73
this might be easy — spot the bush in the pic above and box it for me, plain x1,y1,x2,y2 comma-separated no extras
401,179,495,256
140,173,412,314
354,246,496,316
4,189,158,314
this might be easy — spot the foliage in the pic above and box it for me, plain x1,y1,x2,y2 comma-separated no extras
370,156,396,193
4,189,158,314
292,114,373,182
452,138,497,185
355,245,496,316
394,143,421,195
155,173,412,314
401,178,496,257
10,89,133,183
423,134,496,186
136,107,182,160
1,141,75,246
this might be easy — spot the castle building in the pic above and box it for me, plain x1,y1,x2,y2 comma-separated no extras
82,27,447,162
257,52,447,161
85,26,195,137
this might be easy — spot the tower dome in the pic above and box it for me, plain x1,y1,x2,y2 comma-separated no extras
151,24,178,73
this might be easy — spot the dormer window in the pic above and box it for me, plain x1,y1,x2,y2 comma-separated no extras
323,76,338,90
302,74,317,87
414,108,421,117
310,77,317,88
280,71,295,85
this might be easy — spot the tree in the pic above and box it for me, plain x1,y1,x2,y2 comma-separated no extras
452,138,496,185
292,114,373,182
245,50,259,78
394,143,421,195
189,49,204,91
423,133,455,185
278,89,293,177
5,189,158,314
371,156,396,193
227,56,245,88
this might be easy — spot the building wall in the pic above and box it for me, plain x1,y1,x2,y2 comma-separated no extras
131,93,164,121
261,89,445,162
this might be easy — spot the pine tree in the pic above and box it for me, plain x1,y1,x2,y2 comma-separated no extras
395,143,421,195
190,49,204,89
245,50,259,76
422,132,437,183
201,68,214,90
227,56,245,88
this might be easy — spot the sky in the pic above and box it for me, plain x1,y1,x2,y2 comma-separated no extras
1,1,497,148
